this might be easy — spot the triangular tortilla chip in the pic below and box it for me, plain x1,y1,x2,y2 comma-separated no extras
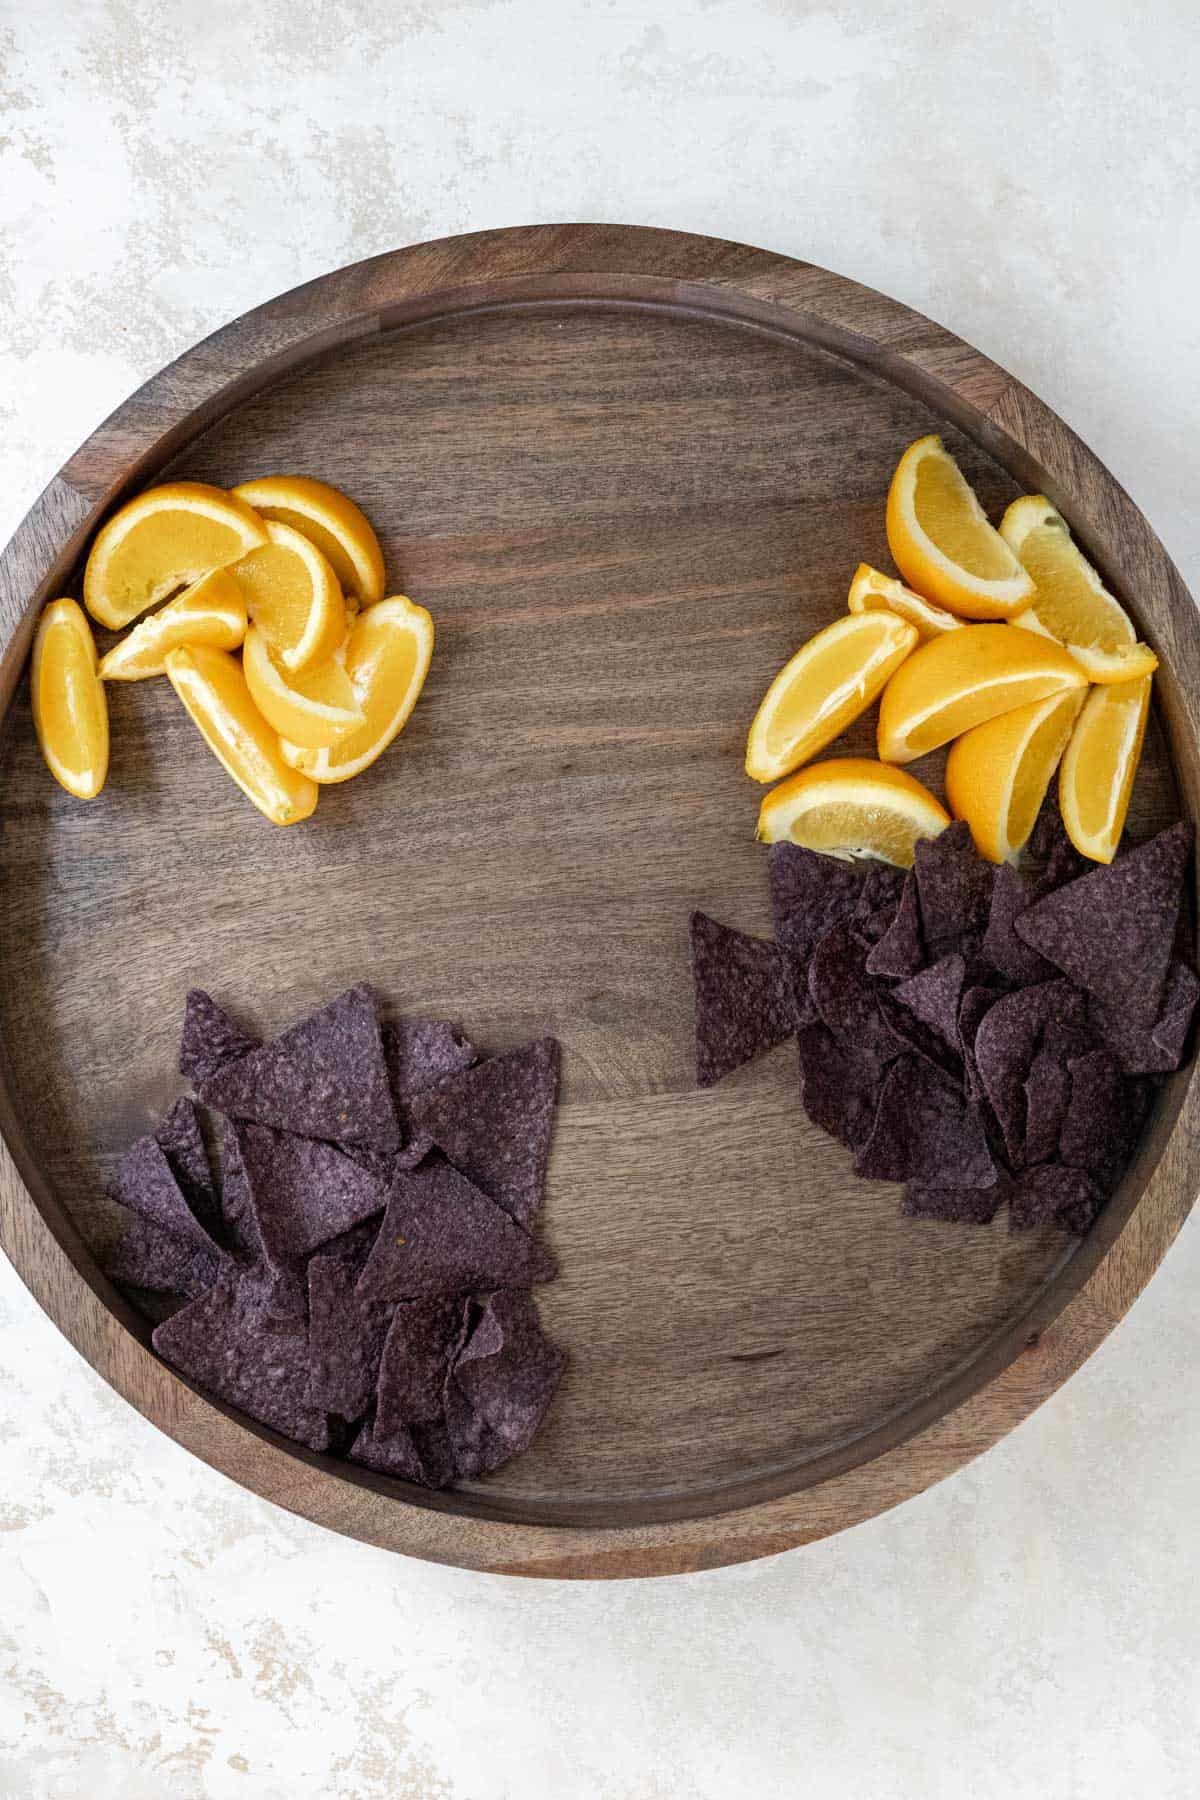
1015,822,1192,1026
349,1416,455,1487
690,912,795,1087
1009,1164,1104,1235
855,1056,997,1189
893,954,967,1050
199,985,399,1151
808,922,901,1066
767,842,864,962
109,1133,224,1257
445,1291,565,1478
376,1297,465,1432
356,1161,556,1303
796,1023,884,1152
179,989,259,1086
973,979,1086,1167
105,1215,222,1298
407,1039,559,1230
865,872,925,979
307,1252,393,1420
235,1122,387,1266
155,1097,223,1244
914,821,995,960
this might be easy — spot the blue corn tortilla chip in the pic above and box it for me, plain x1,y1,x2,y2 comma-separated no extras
445,1291,565,1479
808,923,901,1066
901,1183,1003,1224
1010,1164,1104,1235
767,842,864,962
105,1215,222,1298
973,979,1086,1168
349,1416,455,1488
407,1038,559,1231
356,1160,556,1303
307,1252,393,1420
376,1297,465,1432
1089,958,1200,1074
690,913,795,1086
1028,797,1090,891
179,989,260,1086
109,1133,225,1258
314,1214,381,1277
1022,1048,1072,1167
1015,822,1193,1026
152,1265,330,1450
217,1117,261,1262
155,1097,223,1244
234,1122,387,1266
855,1055,997,1189
982,864,1055,986
796,1022,883,1152
854,863,905,930
893,954,966,1050
865,872,925,979
878,989,961,1080
914,822,995,960
958,985,999,1103
1059,1051,1151,1193
199,984,399,1152
383,1018,478,1167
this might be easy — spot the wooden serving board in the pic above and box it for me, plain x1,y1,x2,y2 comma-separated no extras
0,226,1196,1579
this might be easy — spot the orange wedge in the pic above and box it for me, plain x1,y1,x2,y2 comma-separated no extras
231,475,386,606
945,687,1085,863
886,436,1034,620
84,481,267,630
877,624,1088,764
745,611,917,784
1000,496,1158,683
32,599,109,799
847,562,962,641
164,645,318,826
1058,675,1152,864
279,596,434,784
98,569,247,680
242,624,365,750
230,520,346,674
756,757,950,868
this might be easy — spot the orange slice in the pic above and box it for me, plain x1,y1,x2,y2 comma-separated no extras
756,757,950,868
231,475,386,606
98,569,247,680
745,611,917,784
230,519,346,674
945,687,1085,863
32,599,109,799
83,481,267,630
846,562,962,641
1000,495,1159,683
877,624,1088,764
886,436,1034,620
279,596,434,784
164,645,318,826
1058,675,1152,864
242,624,365,749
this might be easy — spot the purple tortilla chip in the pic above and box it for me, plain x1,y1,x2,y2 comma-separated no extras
1015,822,1193,1026
854,863,905,928
1022,1049,1072,1167
179,989,260,1086
407,1038,559,1231
690,913,795,1086
315,1214,381,1278
1152,961,1200,1064
865,872,925,979
1010,1164,1105,1235
105,1215,222,1298
914,822,995,960
384,1019,478,1165
1090,958,1200,1074
893,954,966,1050
235,1122,387,1266
199,985,399,1152
155,1097,223,1244
808,923,900,1066
982,864,1055,986
152,1265,329,1450
958,985,998,1103
901,1183,1003,1224
1028,798,1089,891
376,1297,464,1431
796,1022,883,1152
878,990,961,1080
350,1416,455,1487
307,1253,393,1420
109,1134,224,1257
854,1056,997,1189
767,842,864,963
1060,1051,1151,1192
356,1161,556,1304
217,1117,261,1262
445,1291,565,1478
973,980,1086,1167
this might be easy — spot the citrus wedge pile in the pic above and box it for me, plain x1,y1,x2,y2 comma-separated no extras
746,436,1158,865
33,473,433,824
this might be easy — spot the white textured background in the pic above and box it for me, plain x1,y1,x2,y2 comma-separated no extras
2,2,1199,1794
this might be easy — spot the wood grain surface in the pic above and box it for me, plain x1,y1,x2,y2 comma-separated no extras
0,225,1195,1577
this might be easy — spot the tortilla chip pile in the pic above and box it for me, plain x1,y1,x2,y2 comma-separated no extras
104,984,564,1487
692,810,1196,1232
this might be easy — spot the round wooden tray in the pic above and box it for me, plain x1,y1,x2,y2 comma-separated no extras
0,225,1196,1579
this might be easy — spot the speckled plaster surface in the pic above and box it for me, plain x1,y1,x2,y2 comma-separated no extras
2,1,1199,1794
